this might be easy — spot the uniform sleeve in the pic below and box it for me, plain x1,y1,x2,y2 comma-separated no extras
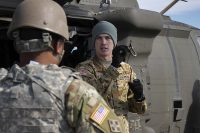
127,65,147,114
65,79,128,133
75,63,119,95
0,68,8,80
128,98,147,114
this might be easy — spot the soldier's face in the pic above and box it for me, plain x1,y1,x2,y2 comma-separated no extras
95,34,114,60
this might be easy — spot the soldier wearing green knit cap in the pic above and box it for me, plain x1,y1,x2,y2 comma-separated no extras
76,21,147,132
92,21,117,47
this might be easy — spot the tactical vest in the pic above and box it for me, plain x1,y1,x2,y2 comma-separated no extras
0,64,74,133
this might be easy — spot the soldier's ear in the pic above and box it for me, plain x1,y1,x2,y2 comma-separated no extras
53,40,65,54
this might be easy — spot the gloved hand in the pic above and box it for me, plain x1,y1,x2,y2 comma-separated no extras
128,79,145,102
54,0,72,6
111,45,128,68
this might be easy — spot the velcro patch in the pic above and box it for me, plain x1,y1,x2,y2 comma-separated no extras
90,103,109,125
108,119,122,132
87,97,98,107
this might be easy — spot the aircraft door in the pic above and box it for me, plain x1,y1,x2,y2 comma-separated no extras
190,30,200,64
184,30,200,133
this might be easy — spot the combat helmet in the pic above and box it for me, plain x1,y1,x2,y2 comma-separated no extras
7,0,69,53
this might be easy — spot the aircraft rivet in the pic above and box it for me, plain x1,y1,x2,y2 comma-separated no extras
43,21,47,25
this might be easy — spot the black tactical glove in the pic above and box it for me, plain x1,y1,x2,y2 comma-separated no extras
54,0,74,5
111,45,128,68
128,79,145,102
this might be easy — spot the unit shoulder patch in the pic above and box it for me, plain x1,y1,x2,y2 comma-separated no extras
108,119,122,133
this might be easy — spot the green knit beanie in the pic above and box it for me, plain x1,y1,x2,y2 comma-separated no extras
92,21,117,46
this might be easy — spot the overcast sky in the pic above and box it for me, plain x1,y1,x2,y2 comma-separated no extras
137,0,200,29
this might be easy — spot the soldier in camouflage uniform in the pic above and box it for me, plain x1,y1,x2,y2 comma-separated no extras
0,1,128,133
76,21,147,131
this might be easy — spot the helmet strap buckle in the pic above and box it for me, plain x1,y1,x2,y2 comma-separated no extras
42,32,52,43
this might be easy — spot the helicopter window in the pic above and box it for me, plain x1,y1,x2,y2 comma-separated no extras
197,36,200,47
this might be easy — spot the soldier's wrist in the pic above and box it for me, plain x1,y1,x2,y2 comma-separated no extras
135,95,145,102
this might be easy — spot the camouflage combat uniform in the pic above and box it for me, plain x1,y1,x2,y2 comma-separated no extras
0,63,128,133
76,56,147,117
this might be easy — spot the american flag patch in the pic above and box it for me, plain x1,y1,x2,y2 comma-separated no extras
90,103,110,125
